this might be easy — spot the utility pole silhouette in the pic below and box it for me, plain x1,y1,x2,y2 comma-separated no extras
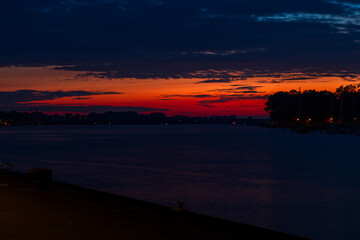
298,87,301,120
340,94,343,124
330,94,333,120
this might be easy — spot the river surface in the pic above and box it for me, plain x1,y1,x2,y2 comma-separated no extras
1,124,359,239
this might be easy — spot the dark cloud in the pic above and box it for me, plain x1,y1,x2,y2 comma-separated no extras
50,63,360,84
235,86,263,91
0,0,359,75
199,104,216,108
161,94,213,98
0,90,162,113
199,94,268,104
73,97,92,100
161,90,267,106
196,78,234,84
257,79,282,84
4,105,168,113
280,77,318,81
158,98,176,101
60,64,250,80
206,85,265,95
237,105,261,108
239,90,262,94
0,90,122,105
255,1,360,31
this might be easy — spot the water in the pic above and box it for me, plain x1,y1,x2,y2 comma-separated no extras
1,124,360,239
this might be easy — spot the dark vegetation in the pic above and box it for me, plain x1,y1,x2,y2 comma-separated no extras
265,84,360,126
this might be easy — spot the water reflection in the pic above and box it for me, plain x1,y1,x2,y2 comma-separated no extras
1,125,359,239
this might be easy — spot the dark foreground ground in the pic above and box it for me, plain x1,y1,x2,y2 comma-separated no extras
0,171,309,240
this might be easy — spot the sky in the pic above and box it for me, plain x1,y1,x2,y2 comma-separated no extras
1,0,360,116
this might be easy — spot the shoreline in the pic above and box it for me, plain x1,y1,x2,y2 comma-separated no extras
0,170,310,240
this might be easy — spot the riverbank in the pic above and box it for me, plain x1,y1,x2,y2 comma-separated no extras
0,170,309,240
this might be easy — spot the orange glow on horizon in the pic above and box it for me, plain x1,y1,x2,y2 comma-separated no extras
1,66,357,117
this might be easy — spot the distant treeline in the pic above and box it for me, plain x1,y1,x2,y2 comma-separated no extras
265,84,360,126
0,111,266,126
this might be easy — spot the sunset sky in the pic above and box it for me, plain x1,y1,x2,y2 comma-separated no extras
1,0,360,116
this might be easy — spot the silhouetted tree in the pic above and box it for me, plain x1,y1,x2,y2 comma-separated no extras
265,84,360,126
264,90,299,125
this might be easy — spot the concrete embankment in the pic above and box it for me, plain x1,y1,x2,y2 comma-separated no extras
0,171,310,240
